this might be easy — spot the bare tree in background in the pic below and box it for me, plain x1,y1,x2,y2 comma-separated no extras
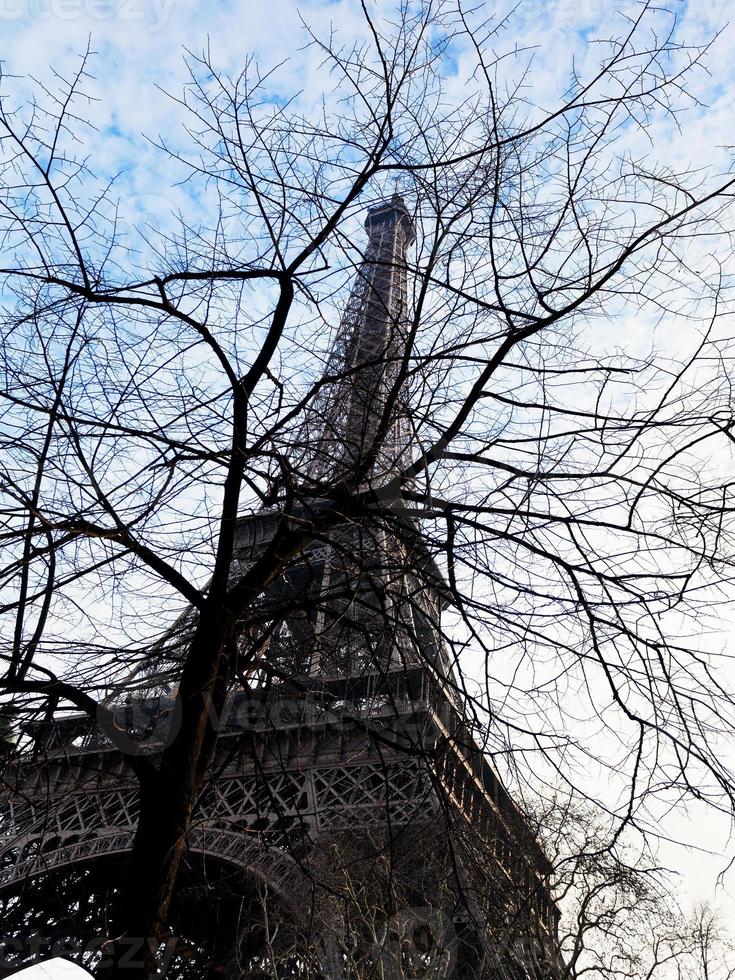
532,796,735,980
204,799,735,980
1,0,735,975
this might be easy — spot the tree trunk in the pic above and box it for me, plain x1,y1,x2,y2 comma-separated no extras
106,608,235,978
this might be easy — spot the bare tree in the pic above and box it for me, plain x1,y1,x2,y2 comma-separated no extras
530,795,735,980
234,800,735,980
1,0,735,975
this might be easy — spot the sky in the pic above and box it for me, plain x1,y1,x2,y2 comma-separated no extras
3,0,735,944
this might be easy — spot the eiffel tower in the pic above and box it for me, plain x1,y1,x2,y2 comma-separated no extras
0,197,561,979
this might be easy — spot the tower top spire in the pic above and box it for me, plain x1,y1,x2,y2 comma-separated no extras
364,193,415,246
296,195,415,490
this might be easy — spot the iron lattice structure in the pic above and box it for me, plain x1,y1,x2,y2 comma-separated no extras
0,197,562,979
293,194,415,490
